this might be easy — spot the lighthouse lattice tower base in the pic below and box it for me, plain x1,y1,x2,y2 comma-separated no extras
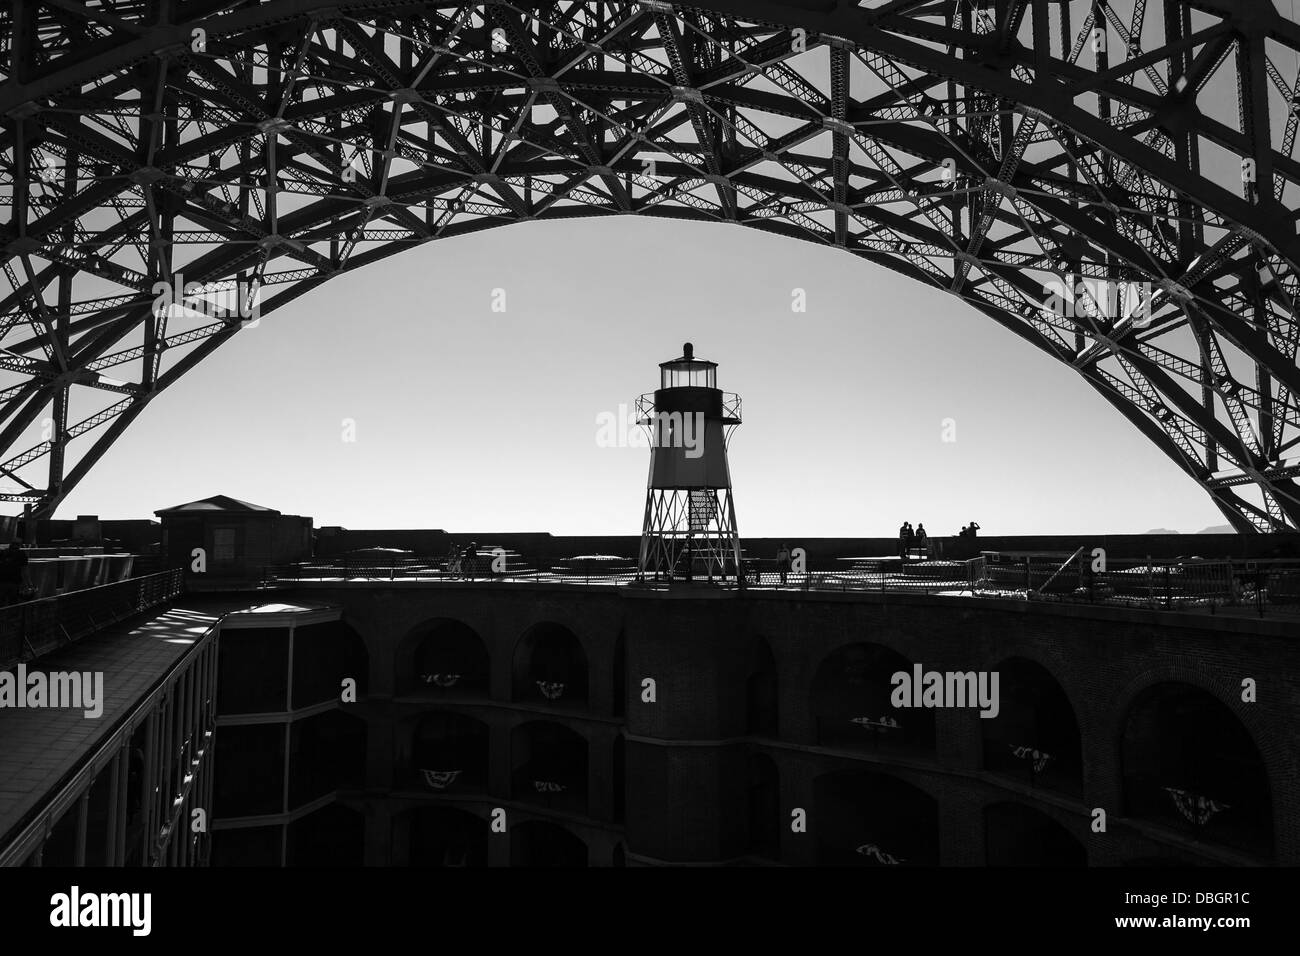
640,487,741,581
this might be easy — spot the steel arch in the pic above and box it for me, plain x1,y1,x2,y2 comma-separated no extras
2,0,1300,529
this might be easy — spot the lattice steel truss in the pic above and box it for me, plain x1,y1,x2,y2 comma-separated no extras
3,1,1300,529
639,486,741,580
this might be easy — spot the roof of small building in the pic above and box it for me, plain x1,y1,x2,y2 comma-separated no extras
154,494,282,517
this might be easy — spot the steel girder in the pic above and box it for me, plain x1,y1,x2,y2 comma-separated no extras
2,1,1300,529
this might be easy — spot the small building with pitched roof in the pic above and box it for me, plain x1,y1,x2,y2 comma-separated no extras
155,495,312,586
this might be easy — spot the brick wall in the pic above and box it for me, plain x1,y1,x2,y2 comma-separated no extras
272,582,1297,866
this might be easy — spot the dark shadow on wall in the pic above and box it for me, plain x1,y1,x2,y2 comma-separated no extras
984,801,1086,866
407,807,488,867
510,820,588,867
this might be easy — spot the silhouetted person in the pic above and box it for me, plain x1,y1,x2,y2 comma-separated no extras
0,542,28,605
463,541,478,579
916,524,928,553
898,521,909,558
968,521,980,539
446,541,460,577
776,542,791,585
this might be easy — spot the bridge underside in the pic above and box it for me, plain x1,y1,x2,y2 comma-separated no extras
2,0,1300,529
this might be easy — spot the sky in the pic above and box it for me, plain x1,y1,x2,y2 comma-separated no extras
53,214,1231,537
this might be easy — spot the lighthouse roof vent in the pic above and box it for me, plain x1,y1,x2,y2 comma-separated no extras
661,342,716,368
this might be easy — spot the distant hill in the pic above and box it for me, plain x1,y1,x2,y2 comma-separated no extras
1141,525,1239,534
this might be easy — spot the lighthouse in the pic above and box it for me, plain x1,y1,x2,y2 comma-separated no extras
637,343,742,581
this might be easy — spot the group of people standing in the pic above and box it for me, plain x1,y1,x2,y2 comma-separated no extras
444,541,479,579
898,521,928,557
897,521,982,558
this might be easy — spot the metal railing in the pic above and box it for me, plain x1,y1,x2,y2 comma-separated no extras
266,554,639,584
1011,554,1300,615
634,391,743,425
969,552,1300,616
0,568,185,669
260,552,1300,617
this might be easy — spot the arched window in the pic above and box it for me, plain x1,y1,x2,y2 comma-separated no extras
513,622,588,706
1121,682,1271,856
